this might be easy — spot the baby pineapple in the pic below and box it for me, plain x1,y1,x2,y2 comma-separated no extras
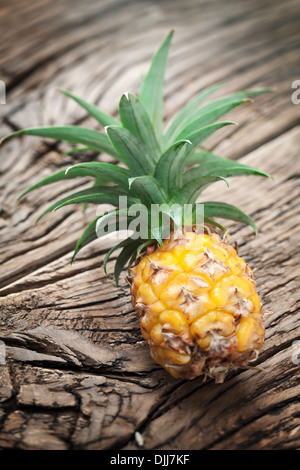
4,31,270,381
130,231,264,381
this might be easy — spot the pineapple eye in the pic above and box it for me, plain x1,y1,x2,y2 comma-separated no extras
159,309,188,334
236,317,265,352
210,274,256,307
190,311,235,350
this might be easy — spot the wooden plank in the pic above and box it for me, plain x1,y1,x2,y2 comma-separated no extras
0,0,299,450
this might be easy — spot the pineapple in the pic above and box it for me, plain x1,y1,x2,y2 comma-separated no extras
129,230,265,381
3,31,270,382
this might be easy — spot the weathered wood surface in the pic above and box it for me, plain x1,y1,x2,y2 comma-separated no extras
0,0,299,450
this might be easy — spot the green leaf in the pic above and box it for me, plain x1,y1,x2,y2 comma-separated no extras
52,188,135,212
62,146,90,155
59,89,119,127
96,220,129,245
71,216,100,263
150,225,164,248
154,140,191,195
128,175,168,207
173,99,248,142
185,89,271,126
119,93,161,161
164,81,224,143
183,121,237,157
202,201,258,235
2,126,119,158
114,241,140,286
140,30,173,140
106,126,154,175
136,240,156,258
36,187,136,222
203,217,226,232
17,169,81,201
128,250,140,271
174,176,229,205
18,162,133,200
161,205,184,230
81,176,109,214
183,151,270,182
65,162,134,190
103,236,139,285
188,211,227,232
166,88,271,146
95,209,134,240
103,237,131,274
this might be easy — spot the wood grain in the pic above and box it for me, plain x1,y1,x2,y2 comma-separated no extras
0,0,299,450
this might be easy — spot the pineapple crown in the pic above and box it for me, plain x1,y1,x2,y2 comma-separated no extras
2,31,271,284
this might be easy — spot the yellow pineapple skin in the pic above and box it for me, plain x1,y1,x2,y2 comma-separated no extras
129,231,264,381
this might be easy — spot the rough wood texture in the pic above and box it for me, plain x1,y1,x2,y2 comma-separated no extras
0,0,299,450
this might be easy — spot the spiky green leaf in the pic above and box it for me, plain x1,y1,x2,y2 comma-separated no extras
140,30,173,140
203,201,258,235
183,151,270,182
114,241,140,286
161,206,184,230
65,162,134,190
203,217,226,232
128,175,168,207
71,216,100,263
174,176,229,205
183,121,237,157
185,89,271,126
95,209,134,240
103,237,139,285
164,82,224,144
2,126,119,158
36,187,136,222
106,126,155,175
59,89,119,127
52,189,135,212
103,237,132,275
119,93,161,161
62,146,90,155
150,225,164,248
136,240,156,258
167,89,271,146
18,162,133,200
81,176,110,214
154,140,191,194
173,99,248,142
